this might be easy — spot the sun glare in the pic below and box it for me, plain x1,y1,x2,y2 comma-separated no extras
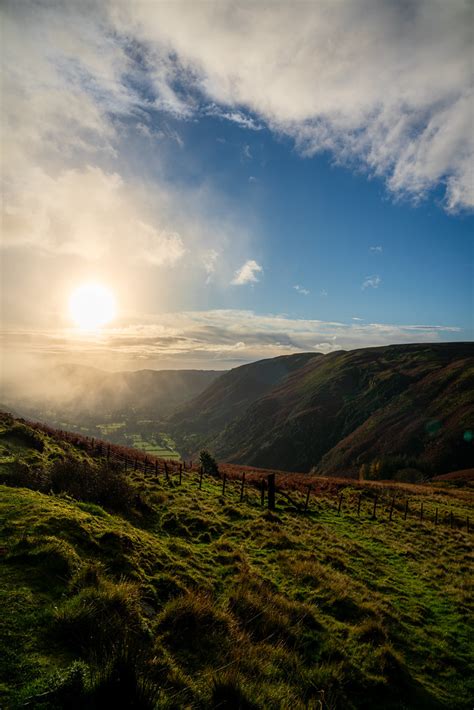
69,283,116,331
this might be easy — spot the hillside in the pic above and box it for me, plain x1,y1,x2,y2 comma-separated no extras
168,352,321,454
170,343,474,477
2,363,222,421
0,413,473,708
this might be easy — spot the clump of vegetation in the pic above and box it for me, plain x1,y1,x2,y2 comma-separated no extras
50,457,146,513
200,449,219,476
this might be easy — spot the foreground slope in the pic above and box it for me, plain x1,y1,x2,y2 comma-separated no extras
0,414,473,709
171,343,474,475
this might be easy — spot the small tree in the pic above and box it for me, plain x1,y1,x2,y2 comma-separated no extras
359,463,369,481
199,450,219,477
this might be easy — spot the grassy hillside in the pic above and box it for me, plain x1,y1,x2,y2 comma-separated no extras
0,413,473,709
170,343,474,476
168,353,320,454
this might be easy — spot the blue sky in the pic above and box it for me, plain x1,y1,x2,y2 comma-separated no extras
1,0,473,370
148,113,473,329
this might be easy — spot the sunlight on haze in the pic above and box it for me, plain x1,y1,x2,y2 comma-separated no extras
68,283,117,332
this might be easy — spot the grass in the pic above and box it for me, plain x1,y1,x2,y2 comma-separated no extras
0,413,472,708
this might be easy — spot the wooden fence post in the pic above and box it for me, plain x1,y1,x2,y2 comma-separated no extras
267,474,276,511
222,472,227,496
404,500,408,521
240,473,246,502
372,495,378,520
389,496,395,521
304,485,311,512
260,479,265,507
337,493,343,515
199,466,203,489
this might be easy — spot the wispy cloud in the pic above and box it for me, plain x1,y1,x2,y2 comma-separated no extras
202,249,219,284
242,144,253,161
294,284,310,295
369,245,383,254
231,260,263,285
362,275,382,290
320,289,328,297
204,105,262,131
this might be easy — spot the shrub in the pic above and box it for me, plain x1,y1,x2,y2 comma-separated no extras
10,422,45,451
50,457,145,513
199,449,219,477
0,460,51,490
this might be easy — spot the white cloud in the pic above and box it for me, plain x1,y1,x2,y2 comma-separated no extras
294,284,310,296
362,275,382,290
352,317,364,321
116,0,473,212
231,260,263,285
369,246,383,254
320,289,328,297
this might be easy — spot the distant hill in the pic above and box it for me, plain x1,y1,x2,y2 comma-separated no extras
2,363,222,420
170,343,474,477
168,352,320,433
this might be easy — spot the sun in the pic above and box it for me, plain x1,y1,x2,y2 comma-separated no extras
69,283,116,331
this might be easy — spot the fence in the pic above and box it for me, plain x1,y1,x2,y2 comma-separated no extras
32,423,472,535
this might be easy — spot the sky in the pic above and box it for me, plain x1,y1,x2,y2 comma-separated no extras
1,0,473,372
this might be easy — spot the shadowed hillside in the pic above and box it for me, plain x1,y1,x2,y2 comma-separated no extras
170,343,474,476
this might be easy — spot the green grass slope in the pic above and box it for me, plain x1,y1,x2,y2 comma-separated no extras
172,343,474,476
0,414,473,709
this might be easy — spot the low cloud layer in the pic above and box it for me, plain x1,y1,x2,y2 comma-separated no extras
1,310,462,372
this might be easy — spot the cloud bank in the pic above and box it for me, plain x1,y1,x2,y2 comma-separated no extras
1,310,461,371
118,0,473,212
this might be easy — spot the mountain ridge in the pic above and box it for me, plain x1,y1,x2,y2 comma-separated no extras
169,342,474,476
